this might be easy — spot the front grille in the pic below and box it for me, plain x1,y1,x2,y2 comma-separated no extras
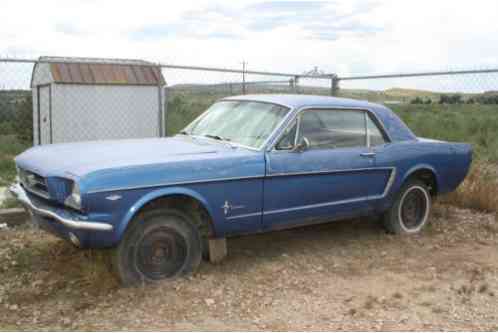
51,179,72,203
19,168,50,199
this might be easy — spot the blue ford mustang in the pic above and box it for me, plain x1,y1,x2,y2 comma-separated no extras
10,94,472,285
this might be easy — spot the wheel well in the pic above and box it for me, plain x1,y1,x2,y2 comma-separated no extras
137,195,215,238
407,169,438,196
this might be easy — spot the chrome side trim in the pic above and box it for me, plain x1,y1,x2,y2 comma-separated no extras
266,166,395,178
86,167,397,196
381,167,397,197
364,111,371,147
226,211,262,220
263,196,370,215
86,174,266,194
262,167,397,215
9,183,113,231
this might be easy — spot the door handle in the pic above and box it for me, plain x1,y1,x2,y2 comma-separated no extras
360,152,376,158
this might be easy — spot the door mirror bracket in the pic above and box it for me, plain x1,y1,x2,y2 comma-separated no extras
292,136,310,152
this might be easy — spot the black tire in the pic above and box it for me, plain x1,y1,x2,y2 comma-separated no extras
382,179,431,234
111,208,202,286
202,237,210,261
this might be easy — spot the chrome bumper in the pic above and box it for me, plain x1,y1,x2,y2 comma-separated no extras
8,183,113,231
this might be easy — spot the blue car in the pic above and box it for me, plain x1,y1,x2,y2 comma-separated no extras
10,94,472,285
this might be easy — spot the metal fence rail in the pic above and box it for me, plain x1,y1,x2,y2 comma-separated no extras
338,68,498,81
1,56,498,147
335,68,498,96
0,57,336,144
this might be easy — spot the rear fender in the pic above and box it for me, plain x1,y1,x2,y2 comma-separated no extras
381,164,440,209
401,164,441,190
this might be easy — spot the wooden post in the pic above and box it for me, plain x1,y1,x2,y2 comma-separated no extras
0,208,29,227
208,238,227,263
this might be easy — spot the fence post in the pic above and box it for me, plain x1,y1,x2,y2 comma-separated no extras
157,82,163,137
242,61,247,95
330,74,339,96
163,87,169,137
294,75,300,93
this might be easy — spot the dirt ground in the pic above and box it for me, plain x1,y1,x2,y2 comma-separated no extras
1,204,498,331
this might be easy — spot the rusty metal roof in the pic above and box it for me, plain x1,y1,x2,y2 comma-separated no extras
39,57,165,86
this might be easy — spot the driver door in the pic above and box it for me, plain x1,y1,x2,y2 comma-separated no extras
263,108,390,230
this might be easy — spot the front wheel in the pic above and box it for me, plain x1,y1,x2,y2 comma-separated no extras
110,208,202,286
382,180,431,234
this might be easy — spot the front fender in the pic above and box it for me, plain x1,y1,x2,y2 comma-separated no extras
117,186,216,238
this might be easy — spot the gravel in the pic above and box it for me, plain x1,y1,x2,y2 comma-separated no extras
1,204,498,330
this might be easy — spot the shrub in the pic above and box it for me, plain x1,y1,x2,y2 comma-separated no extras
439,94,463,104
410,97,424,104
0,90,32,143
12,96,33,143
441,162,498,212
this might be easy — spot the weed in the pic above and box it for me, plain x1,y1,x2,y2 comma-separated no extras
1,197,20,209
441,162,498,212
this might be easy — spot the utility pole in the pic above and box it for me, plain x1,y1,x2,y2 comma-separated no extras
242,61,247,95
330,74,339,96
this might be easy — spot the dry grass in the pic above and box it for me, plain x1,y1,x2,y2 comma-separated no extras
2,206,498,330
441,162,498,213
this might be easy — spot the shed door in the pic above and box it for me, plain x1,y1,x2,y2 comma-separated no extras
37,85,51,145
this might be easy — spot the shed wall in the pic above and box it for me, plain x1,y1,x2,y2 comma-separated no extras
31,63,53,87
51,84,161,143
32,62,52,145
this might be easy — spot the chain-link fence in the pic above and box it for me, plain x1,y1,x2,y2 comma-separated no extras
336,69,498,103
2,55,498,183
0,59,34,144
159,64,333,134
334,68,498,163
2,57,498,148
0,57,335,147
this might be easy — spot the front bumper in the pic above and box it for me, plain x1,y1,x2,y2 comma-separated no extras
8,183,113,232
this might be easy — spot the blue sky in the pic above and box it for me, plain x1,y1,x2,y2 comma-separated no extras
2,0,498,91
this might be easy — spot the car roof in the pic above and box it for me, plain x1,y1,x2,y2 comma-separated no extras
222,94,417,142
222,94,380,110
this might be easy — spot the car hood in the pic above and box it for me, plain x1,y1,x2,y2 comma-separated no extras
15,136,233,178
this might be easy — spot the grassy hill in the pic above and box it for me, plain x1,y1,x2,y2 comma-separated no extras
1,85,498,187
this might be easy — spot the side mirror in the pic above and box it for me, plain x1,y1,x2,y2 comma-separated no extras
293,136,310,152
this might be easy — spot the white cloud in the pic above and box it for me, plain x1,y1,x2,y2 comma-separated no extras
1,0,498,91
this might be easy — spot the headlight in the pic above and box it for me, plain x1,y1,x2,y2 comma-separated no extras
64,182,82,210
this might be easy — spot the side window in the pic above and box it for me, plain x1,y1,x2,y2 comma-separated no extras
275,120,297,150
366,115,387,146
298,109,367,149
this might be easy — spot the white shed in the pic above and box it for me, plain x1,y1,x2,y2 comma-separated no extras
31,57,166,145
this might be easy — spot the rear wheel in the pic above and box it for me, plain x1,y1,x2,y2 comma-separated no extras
382,180,431,234
111,208,202,286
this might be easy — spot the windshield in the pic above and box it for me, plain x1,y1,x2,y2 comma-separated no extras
182,100,290,149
